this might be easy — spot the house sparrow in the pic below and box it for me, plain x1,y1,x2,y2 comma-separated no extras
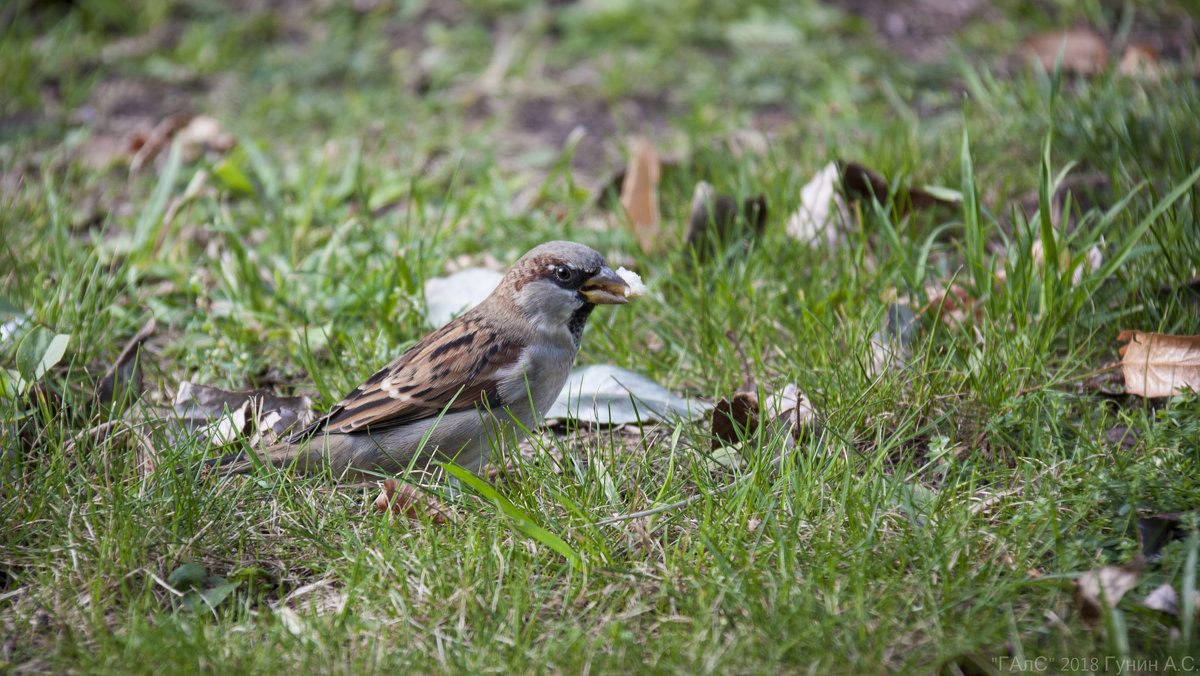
213,241,631,478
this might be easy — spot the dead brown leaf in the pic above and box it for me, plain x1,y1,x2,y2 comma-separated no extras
785,161,851,248
176,115,236,157
619,136,661,253
685,181,738,248
1117,330,1200,398
1118,44,1162,81
922,284,983,326
1030,239,1103,286
96,317,156,406
373,479,454,525
763,383,815,441
684,181,769,255
709,384,815,453
710,391,760,450
839,161,956,214
1025,28,1109,75
1142,583,1180,616
170,381,313,446
1074,555,1145,625
129,114,236,173
129,113,193,173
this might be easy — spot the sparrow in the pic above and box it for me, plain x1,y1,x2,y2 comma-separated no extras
213,241,631,478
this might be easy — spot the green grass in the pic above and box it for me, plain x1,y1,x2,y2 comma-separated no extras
3,0,1200,673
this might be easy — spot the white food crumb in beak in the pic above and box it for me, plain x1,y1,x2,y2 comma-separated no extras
615,267,647,298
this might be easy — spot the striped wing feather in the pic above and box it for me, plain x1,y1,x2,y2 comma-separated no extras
292,315,523,439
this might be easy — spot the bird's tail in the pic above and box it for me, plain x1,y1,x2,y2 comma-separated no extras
202,441,315,475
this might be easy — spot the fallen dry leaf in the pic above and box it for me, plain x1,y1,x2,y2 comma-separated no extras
710,384,815,453
593,157,679,213
1074,555,1145,625
922,284,983,327
619,137,661,253
683,181,768,254
1142,583,1180,616
1118,44,1162,81
764,383,815,441
171,381,313,446
1030,239,1103,286
176,115,236,158
867,303,919,378
129,114,235,172
1024,28,1109,75
839,161,956,214
1117,330,1200,398
711,391,760,450
129,113,193,173
373,479,453,525
96,317,156,405
785,161,851,248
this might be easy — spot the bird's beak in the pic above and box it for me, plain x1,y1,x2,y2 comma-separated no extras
580,266,630,305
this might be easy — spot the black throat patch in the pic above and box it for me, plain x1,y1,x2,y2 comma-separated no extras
568,303,596,346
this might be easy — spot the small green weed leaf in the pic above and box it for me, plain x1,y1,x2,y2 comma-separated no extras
213,157,256,195
228,566,272,584
0,369,21,399
179,591,202,613
178,582,240,614
891,479,936,528
15,329,69,389
200,580,240,610
167,563,207,591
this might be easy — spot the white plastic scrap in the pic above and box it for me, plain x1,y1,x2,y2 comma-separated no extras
547,364,712,425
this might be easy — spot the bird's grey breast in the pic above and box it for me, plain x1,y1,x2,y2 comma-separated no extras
495,341,577,421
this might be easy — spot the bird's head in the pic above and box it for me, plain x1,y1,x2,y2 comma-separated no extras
498,241,629,341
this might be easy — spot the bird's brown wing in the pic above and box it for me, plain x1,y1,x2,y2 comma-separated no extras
292,314,525,439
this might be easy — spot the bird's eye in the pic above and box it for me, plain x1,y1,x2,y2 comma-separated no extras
554,266,572,282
